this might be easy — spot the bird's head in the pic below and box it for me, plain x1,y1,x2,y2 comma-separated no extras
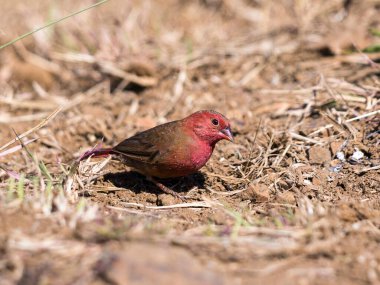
184,110,233,146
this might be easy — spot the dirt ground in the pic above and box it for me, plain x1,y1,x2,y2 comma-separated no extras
0,1,379,284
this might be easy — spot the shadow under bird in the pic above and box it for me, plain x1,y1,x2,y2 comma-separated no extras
80,110,233,198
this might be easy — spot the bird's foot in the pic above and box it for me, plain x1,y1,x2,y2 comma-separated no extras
148,177,187,201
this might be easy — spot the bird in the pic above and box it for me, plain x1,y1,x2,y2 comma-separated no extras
79,110,233,198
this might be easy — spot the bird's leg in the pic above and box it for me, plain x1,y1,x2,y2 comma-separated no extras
147,176,186,201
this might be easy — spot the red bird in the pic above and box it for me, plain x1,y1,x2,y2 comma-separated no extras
80,110,233,198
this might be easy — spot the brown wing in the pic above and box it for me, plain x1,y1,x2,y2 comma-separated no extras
112,121,180,164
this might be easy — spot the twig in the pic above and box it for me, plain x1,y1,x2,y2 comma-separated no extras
0,97,59,110
163,68,187,117
242,118,262,176
0,107,62,151
0,112,51,123
107,205,160,217
258,86,323,95
274,143,292,166
145,202,215,209
206,172,246,184
51,53,157,87
309,110,380,137
121,201,219,209
83,186,129,193
268,202,297,208
289,132,323,145
99,61,157,87
206,186,245,196
0,138,37,158
356,165,380,174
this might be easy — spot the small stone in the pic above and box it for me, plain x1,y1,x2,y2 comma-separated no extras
278,191,296,204
330,159,342,167
308,146,331,165
349,148,364,163
336,151,345,161
157,194,177,206
330,140,344,156
329,164,343,173
312,169,329,186
240,183,270,202
145,193,158,204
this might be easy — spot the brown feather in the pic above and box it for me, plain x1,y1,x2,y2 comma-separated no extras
113,120,181,164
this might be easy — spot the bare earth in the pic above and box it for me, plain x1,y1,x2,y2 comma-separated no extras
0,1,379,284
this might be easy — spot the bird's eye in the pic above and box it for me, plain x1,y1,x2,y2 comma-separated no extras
211,118,219,126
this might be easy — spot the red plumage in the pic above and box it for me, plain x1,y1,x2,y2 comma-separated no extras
80,110,232,196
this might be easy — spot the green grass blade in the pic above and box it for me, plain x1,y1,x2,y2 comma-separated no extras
0,0,109,50
7,178,16,201
17,175,25,201
39,161,53,181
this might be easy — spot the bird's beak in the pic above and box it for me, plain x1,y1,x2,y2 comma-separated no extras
220,127,233,142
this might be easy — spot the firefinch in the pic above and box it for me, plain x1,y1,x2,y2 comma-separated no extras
80,110,233,198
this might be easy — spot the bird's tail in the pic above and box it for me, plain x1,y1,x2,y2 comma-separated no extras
78,146,114,161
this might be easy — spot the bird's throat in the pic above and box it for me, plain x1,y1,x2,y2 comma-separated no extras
189,141,214,171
